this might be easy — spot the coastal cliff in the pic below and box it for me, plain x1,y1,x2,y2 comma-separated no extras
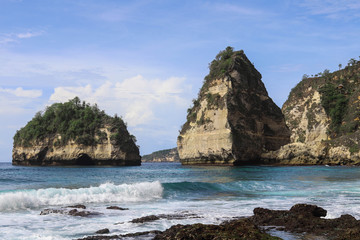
177,47,290,165
12,97,141,166
262,60,360,165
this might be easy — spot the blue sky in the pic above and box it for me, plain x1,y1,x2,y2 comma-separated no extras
0,0,360,161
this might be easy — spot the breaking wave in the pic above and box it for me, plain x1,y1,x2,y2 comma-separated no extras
0,181,163,211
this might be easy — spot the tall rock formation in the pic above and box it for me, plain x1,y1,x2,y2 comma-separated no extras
12,97,141,166
177,47,290,165
262,60,360,165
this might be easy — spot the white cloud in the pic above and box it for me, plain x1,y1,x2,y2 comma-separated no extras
0,31,43,45
211,3,264,16
0,87,43,115
0,37,16,45
0,94,41,115
0,48,165,89
0,87,42,98
97,8,130,22
49,75,188,126
16,32,42,39
91,1,148,22
299,0,360,19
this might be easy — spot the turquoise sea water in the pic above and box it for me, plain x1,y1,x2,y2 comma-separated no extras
1,162,360,239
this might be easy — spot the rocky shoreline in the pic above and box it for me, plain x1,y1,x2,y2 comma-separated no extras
72,204,360,240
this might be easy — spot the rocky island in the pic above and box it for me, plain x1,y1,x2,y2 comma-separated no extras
12,97,141,166
177,47,290,165
262,59,360,165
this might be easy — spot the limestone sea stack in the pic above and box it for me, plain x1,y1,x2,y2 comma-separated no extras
177,47,290,165
12,97,141,166
262,60,360,165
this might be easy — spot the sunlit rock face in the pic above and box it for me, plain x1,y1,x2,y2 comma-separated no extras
262,62,360,165
12,98,141,166
177,48,290,165
12,134,141,166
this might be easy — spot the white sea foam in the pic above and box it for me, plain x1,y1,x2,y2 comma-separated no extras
0,181,163,211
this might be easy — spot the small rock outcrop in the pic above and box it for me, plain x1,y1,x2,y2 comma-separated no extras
106,206,128,210
177,47,290,165
12,97,141,166
130,213,200,224
142,148,180,162
68,204,87,209
78,230,162,240
262,60,360,165
251,204,360,239
40,208,100,217
95,228,110,234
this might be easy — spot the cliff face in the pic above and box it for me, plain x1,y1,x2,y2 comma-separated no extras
12,98,141,166
177,77,234,164
12,127,140,166
283,88,329,143
262,61,360,165
142,148,179,162
177,47,290,165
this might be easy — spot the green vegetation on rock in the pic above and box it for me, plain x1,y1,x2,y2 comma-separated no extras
204,46,234,82
319,83,349,134
285,57,360,146
349,144,360,154
14,97,132,147
180,46,241,135
206,92,222,109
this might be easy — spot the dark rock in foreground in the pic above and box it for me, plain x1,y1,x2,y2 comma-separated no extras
106,206,129,210
68,204,87,209
154,218,280,240
95,228,110,234
251,204,360,240
130,215,160,223
130,213,201,224
77,204,360,240
40,208,100,217
78,230,162,240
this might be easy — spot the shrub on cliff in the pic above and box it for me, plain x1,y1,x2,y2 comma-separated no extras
319,83,349,134
13,97,131,147
204,46,234,84
286,57,360,140
181,46,241,134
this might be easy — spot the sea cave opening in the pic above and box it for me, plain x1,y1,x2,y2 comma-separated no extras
76,154,95,165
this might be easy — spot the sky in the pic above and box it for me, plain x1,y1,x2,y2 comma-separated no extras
0,0,360,161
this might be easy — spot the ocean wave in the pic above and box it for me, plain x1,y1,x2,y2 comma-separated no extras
163,181,222,192
163,181,286,193
0,181,163,211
